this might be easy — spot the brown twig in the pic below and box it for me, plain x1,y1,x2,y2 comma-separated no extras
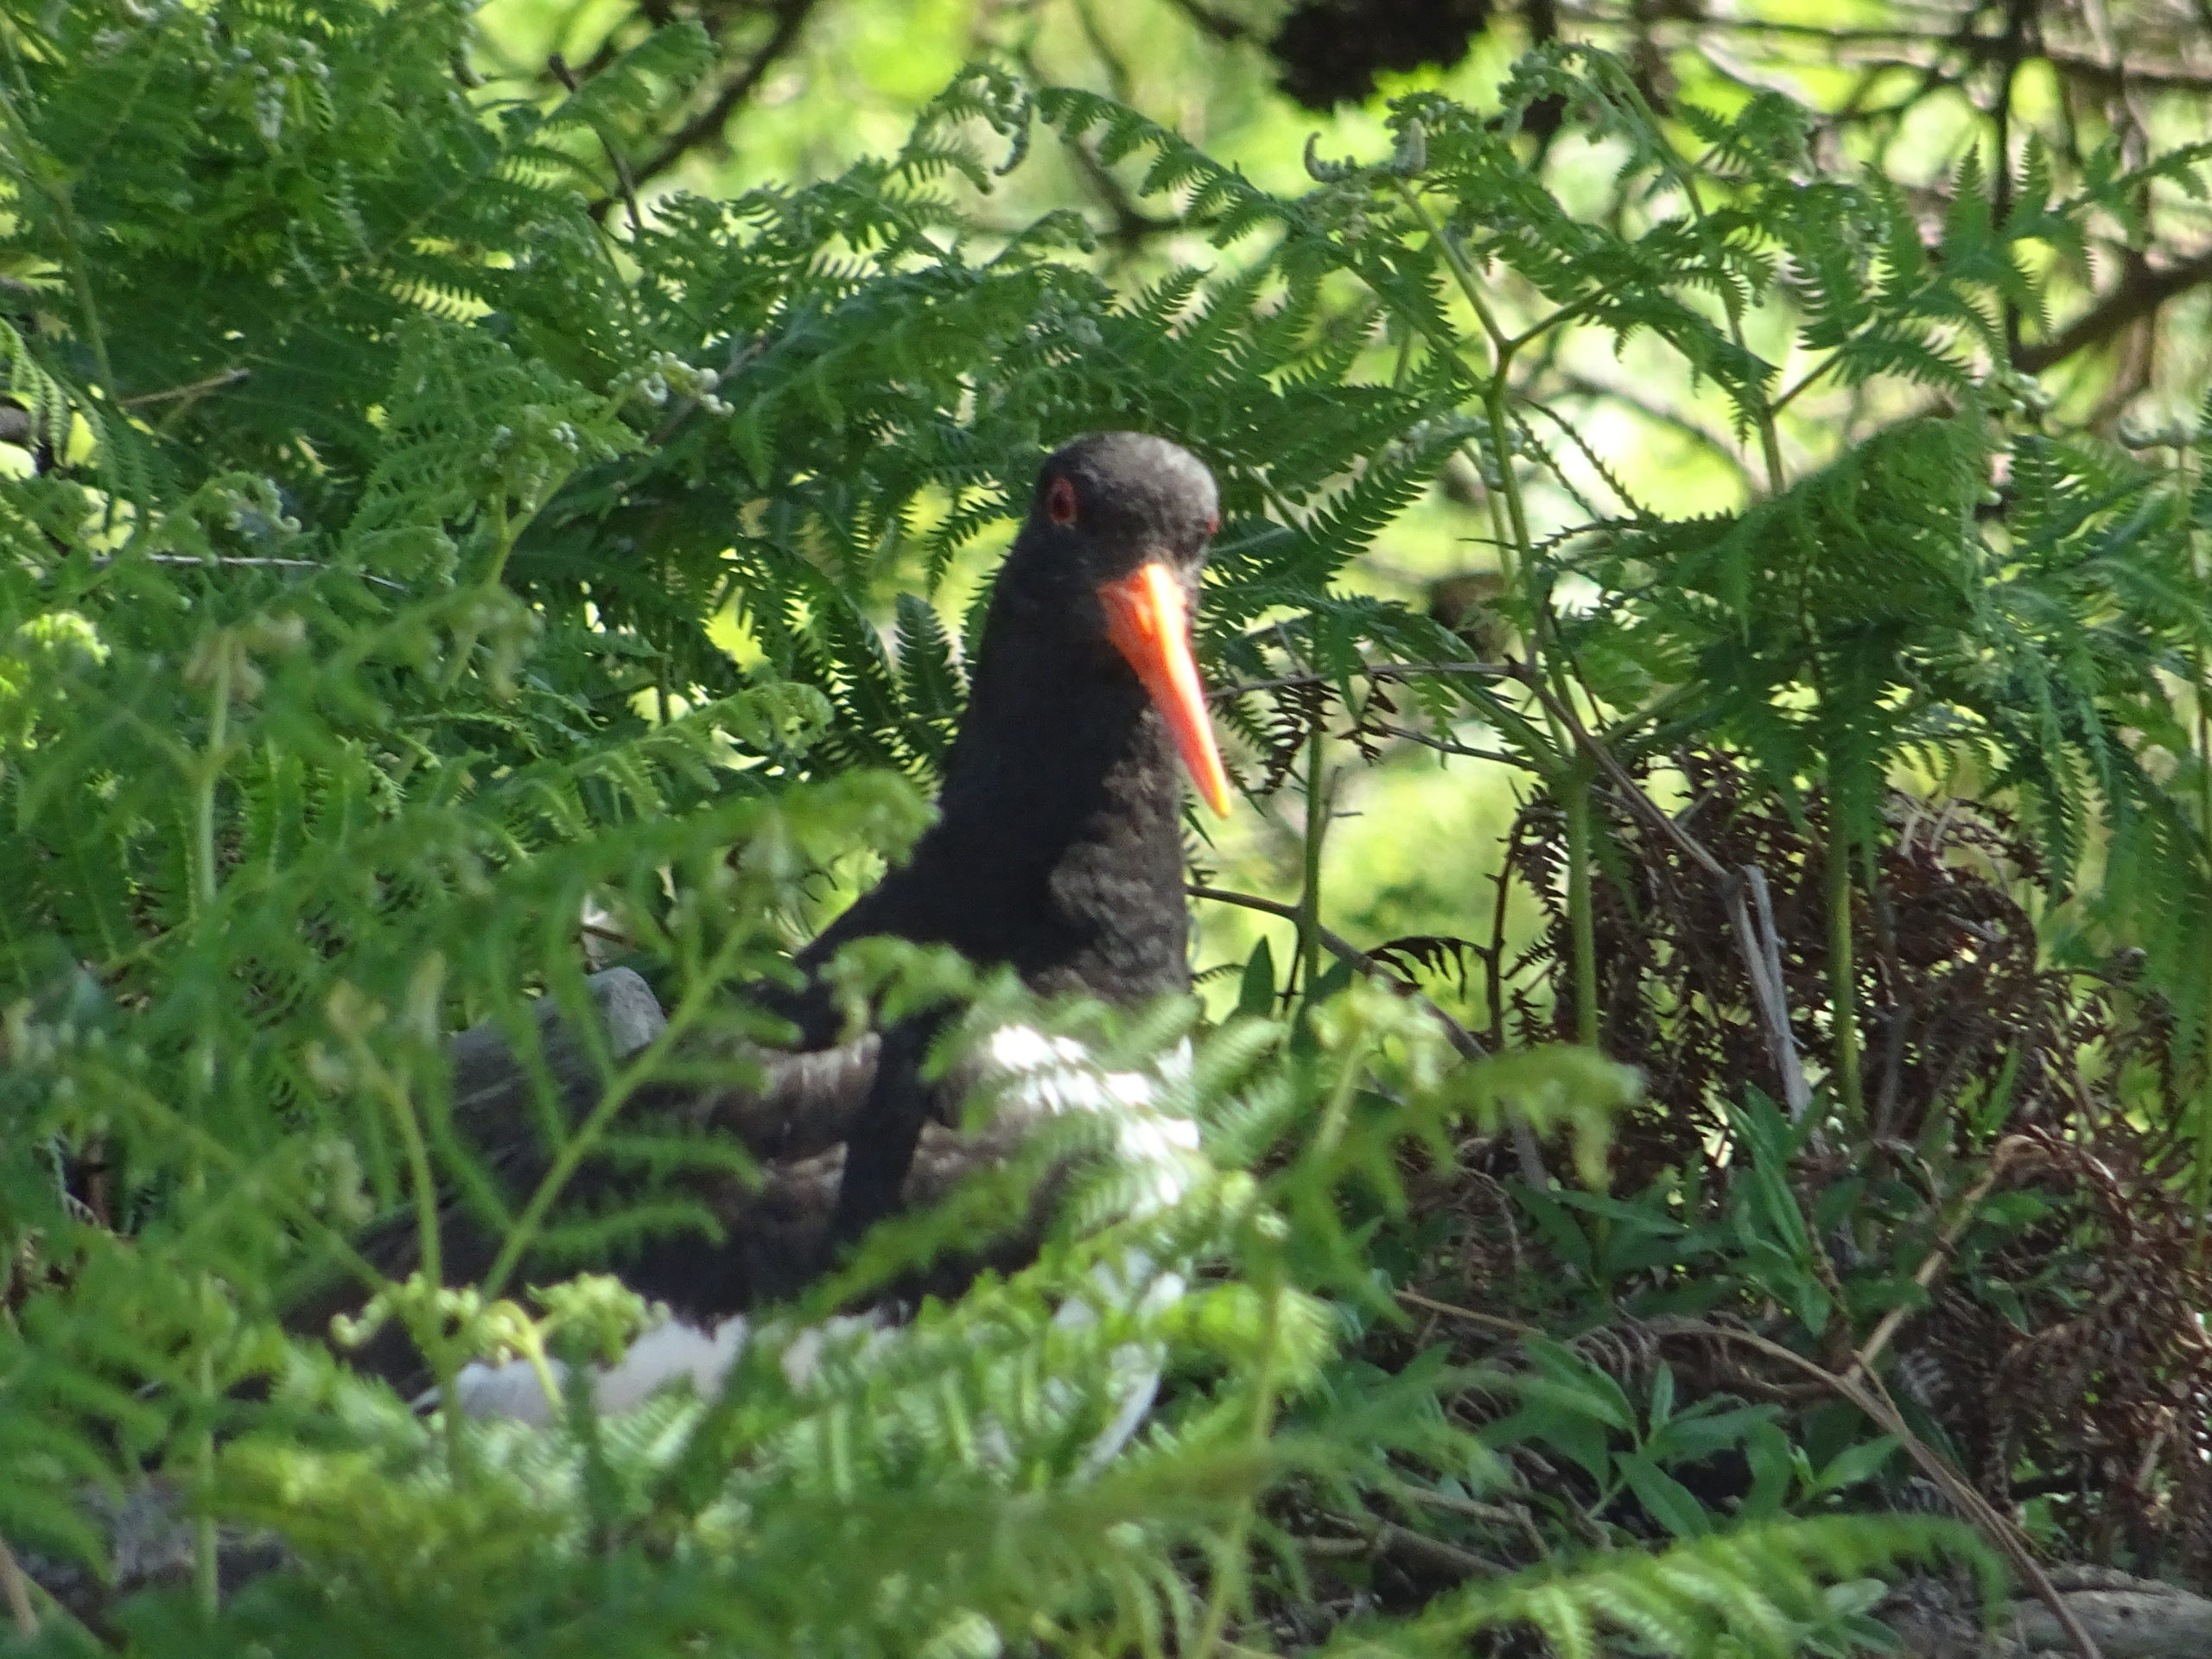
1656,1319,2103,1659
2016,251,2212,373
1391,1481,1554,1559
1738,865,1814,1118
118,367,249,408
1368,721,1532,768
1060,131,1179,248
1324,1510,1510,1579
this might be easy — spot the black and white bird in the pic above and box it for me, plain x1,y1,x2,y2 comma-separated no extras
435,432,1235,1438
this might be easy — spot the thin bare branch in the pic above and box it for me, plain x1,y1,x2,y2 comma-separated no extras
621,0,822,201
550,53,644,234
1844,1141,2022,1386
1211,661,1512,702
1367,721,1532,768
2018,250,2212,372
118,367,248,408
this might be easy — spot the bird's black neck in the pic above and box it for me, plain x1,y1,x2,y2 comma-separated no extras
803,572,1192,1003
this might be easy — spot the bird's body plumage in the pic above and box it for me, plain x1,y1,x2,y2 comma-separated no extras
798,430,1218,1007
723,430,1224,1262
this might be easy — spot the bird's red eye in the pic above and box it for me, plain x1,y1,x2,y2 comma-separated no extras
1205,513,1220,537
1047,476,1077,525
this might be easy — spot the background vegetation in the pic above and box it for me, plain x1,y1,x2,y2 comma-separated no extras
4,0,2212,1653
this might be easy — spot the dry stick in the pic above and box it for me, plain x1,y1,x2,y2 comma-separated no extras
1738,866,1814,1119
117,366,249,408
0,1535,36,1637
1393,1481,1555,1560
1657,1319,2103,1659
1513,671,1813,1116
2128,1422,2173,1507
1297,720,1331,1001
1370,721,1529,768
1393,1287,2105,1659
623,0,820,196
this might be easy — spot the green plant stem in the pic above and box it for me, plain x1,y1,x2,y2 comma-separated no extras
190,653,231,921
482,494,522,590
1297,717,1331,1001
193,1344,219,1615
1311,1022,1371,1161
1563,756,1601,1048
1826,824,1865,1120
1389,181,1509,354
441,491,547,690
1387,180,1590,814
1194,1033,1368,1656
1389,181,1624,1034
1387,184,1619,1022
381,1074,443,1296
1471,441,1522,602
1770,354,1840,420
1479,378,1537,569
374,1064,470,1466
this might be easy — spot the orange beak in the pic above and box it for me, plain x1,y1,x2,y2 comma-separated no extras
1097,560,1232,818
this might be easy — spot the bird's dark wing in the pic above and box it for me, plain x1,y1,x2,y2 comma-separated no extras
649,1024,887,1162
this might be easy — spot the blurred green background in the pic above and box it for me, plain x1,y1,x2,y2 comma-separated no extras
466,0,2212,1030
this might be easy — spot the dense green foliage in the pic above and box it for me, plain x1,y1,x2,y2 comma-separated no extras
4,0,2212,1654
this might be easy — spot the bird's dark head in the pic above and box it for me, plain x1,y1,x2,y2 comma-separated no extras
1029,432,1220,584
1003,432,1230,816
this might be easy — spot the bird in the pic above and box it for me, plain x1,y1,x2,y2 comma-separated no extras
312,432,1234,1386
768,429,1230,1247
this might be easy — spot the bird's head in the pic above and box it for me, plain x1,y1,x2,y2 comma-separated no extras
1012,432,1231,817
